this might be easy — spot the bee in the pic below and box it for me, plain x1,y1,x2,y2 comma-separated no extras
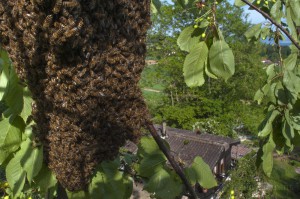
73,76,81,85
52,27,64,39
42,15,53,30
65,27,78,38
62,8,70,17
53,0,62,14
77,18,84,29
63,0,78,8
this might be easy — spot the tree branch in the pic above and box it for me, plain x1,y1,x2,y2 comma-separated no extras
146,122,198,199
241,0,300,50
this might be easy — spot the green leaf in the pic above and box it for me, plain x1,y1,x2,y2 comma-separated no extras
199,19,210,28
144,168,182,199
286,6,298,38
177,0,189,8
284,53,298,70
254,83,271,105
258,109,280,137
137,153,166,177
0,49,10,100
244,23,262,41
34,164,57,194
283,69,300,94
234,0,246,7
6,148,26,197
138,137,166,157
20,88,32,122
208,40,235,81
87,158,133,199
20,139,43,183
2,65,24,116
0,150,10,164
184,156,217,189
151,0,162,14
261,135,276,177
289,100,300,130
270,0,282,23
183,42,208,87
177,26,201,52
0,116,25,153
282,119,294,147
289,0,300,26
137,137,166,177
205,61,218,79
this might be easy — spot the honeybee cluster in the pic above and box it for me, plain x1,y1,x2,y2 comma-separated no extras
0,0,151,191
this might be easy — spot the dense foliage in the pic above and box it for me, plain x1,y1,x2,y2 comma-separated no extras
142,1,266,137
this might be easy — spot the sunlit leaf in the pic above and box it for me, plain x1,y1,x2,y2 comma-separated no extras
184,156,217,189
234,0,246,7
0,116,25,153
209,40,235,81
258,109,280,137
151,0,162,14
144,168,182,199
88,159,133,199
270,0,282,23
34,164,57,195
20,87,33,122
20,139,43,183
261,135,276,177
282,118,294,147
177,26,201,52
244,23,262,41
6,148,26,197
183,42,208,87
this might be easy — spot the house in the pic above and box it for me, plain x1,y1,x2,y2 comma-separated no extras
154,124,240,176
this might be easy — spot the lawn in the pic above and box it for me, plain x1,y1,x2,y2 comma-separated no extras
266,157,300,198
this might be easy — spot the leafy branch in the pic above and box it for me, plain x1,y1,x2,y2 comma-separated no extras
241,0,300,50
146,122,198,199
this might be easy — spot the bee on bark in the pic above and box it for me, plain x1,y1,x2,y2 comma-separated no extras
42,15,53,30
53,0,62,14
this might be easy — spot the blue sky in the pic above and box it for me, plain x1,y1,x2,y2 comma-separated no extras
165,0,265,24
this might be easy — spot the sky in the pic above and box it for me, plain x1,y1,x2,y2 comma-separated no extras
227,0,266,24
165,0,266,24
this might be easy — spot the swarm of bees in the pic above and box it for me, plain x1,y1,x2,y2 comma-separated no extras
0,0,151,191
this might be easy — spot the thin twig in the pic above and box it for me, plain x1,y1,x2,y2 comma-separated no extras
146,122,198,199
241,0,300,50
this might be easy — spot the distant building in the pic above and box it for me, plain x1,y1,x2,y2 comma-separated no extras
125,124,252,198
154,125,241,176
145,60,158,65
261,59,273,65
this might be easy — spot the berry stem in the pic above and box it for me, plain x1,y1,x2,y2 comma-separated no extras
241,0,300,50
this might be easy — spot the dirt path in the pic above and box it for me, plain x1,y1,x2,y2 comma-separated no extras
142,88,162,93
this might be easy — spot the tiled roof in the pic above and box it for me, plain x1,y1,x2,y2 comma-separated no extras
231,144,252,159
166,132,224,169
153,125,240,169
124,125,241,169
